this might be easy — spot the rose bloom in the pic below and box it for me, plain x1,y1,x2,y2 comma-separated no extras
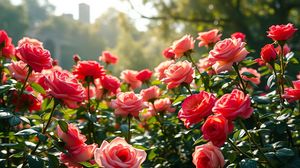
283,80,300,102
18,37,43,48
94,137,147,168
208,38,249,73
0,30,15,58
154,60,174,80
111,92,146,117
171,34,195,58
197,29,222,48
12,89,42,112
99,51,118,64
275,44,291,56
44,70,86,109
57,123,87,147
140,86,160,101
162,60,194,89
213,89,253,120
73,54,81,63
148,98,175,113
231,32,246,41
192,142,225,168
267,23,297,41
201,114,233,147
60,143,97,165
297,73,300,80
197,57,215,75
101,75,121,94
8,60,40,83
239,67,261,85
260,44,277,63
178,91,216,128
73,60,105,81
162,47,175,59
16,39,52,72
120,70,142,90
136,69,153,82
254,58,266,66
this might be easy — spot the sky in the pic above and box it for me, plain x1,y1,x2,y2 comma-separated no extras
11,0,155,31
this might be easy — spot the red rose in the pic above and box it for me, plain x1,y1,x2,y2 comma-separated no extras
162,47,175,59
140,86,160,101
192,142,225,168
162,60,194,89
213,89,253,120
99,51,118,64
136,69,153,82
197,29,222,48
0,30,15,58
178,91,216,128
111,92,146,117
208,38,249,73
267,23,297,41
231,32,246,41
283,80,300,102
260,44,277,63
44,70,86,109
16,40,52,72
120,70,142,90
201,114,233,147
73,60,105,81
100,75,121,94
171,34,195,58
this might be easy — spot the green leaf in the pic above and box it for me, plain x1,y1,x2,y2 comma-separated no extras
48,154,59,168
172,95,186,106
9,116,21,126
0,84,12,94
30,82,46,94
276,148,294,161
58,120,69,133
15,129,38,136
20,116,30,124
79,162,98,168
241,72,256,78
239,159,258,168
27,155,44,168
148,149,157,160
0,111,13,119
193,136,205,146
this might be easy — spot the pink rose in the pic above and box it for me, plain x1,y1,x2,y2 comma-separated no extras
178,91,216,128
8,61,40,83
154,60,174,80
197,29,222,48
16,39,52,72
162,60,194,89
231,32,246,41
140,86,160,101
149,98,175,113
208,38,249,73
18,37,43,48
136,69,153,82
44,70,86,109
57,123,87,147
267,23,297,41
201,114,233,147
239,67,261,85
94,137,147,168
197,57,215,75
192,142,225,168
111,92,146,117
99,51,118,64
120,70,142,90
213,89,253,120
275,44,291,56
100,75,121,94
171,34,195,58
283,80,300,102
162,47,175,59
60,144,97,163
72,60,105,81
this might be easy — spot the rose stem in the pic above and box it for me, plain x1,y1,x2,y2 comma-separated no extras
233,63,247,94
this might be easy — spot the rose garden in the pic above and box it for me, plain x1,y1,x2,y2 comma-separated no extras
0,23,299,167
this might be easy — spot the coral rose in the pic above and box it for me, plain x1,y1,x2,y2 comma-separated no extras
101,75,121,94
171,34,195,58
94,137,147,168
178,91,216,128
149,98,175,114
162,47,175,59
267,23,297,41
60,144,97,164
260,44,277,63
197,57,215,75
201,114,233,147
44,70,86,109
283,80,300,102
208,38,249,73
140,86,160,101
154,60,174,80
16,39,52,72
8,61,40,83
120,70,142,90
18,37,43,48
73,60,105,81
231,32,246,41
111,92,146,117
99,51,118,64
197,29,222,48
136,69,152,82
239,67,261,85
57,123,87,147
162,60,194,89
192,142,225,168
213,89,253,120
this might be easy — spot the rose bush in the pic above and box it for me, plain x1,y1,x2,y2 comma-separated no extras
0,23,299,168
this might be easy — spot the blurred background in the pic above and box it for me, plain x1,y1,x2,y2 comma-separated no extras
1,0,300,74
